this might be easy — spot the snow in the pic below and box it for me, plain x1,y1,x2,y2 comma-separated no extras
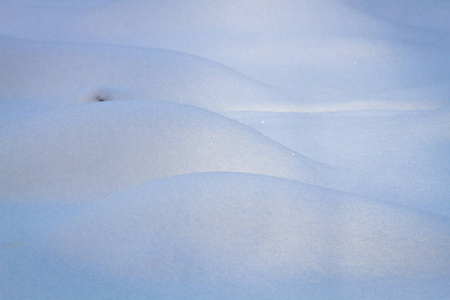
225,108,450,217
1,0,449,299
3,173,450,299
0,100,330,202
0,37,289,113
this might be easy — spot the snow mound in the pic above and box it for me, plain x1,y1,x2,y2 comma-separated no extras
226,108,450,217
0,100,328,202
0,37,288,112
7,172,448,299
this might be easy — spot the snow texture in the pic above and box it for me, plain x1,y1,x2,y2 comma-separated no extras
0,100,329,202
1,0,449,299
3,173,450,299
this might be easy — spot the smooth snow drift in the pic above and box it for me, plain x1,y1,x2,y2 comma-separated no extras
3,173,449,299
0,100,329,202
1,0,449,299
226,108,450,217
0,37,289,113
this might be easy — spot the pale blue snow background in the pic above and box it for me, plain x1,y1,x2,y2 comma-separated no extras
1,0,449,299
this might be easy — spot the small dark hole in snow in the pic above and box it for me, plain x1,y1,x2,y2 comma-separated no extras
95,96,106,102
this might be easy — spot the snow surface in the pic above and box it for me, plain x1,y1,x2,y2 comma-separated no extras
1,0,449,299
0,36,289,113
226,109,450,216
3,173,449,299
0,100,331,202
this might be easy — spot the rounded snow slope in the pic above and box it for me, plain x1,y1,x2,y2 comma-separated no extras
340,0,450,32
0,100,328,202
40,172,449,298
0,37,289,112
